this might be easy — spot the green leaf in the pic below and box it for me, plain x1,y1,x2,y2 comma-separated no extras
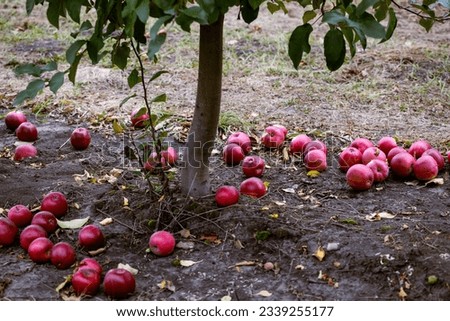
119,93,137,107
66,0,83,23
46,0,64,29
14,64,42,77
358,12,385,38
127,69,142,89
41,60,58,72
342,27,356,57
323,11,367,49
112,42,130,70
180,6,209,24
356,0,379,16
66,40,86,64
57,217,89,229
302,10,317,24
419,18,434,32
241,0,259,24
137,0,150,23
151,93,167,103
13,79,45,106
26,0,35,15
380,8,397,43
324,29,346,71
153,0,175,11
267,2,279,13
49,72,65,94
87,36,104,64
68,53,82,83
149,70,169,82
148,33,166,61
112,119,124,134
249,0,265,9
288,24,313,70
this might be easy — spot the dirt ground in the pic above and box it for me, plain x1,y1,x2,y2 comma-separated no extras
0,2,449,301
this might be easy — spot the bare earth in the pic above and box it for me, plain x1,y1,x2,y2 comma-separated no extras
0,3,449,301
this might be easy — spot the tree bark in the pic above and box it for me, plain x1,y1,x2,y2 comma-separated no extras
180,15,224,197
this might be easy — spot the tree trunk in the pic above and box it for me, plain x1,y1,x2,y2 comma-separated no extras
180,15,224,197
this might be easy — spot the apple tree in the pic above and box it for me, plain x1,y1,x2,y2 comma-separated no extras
15,0,449,197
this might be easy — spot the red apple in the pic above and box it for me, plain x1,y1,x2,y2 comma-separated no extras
366,159,390,183
227,132,252,154
160,146,178,166
408,140,431,159
289,134,312,156
76,258,103,275
390,152,416,178
0,217,18,246
31,211,58,234
103,268,136,299
13,144,37,161
5,111,27,130
304,149,327,171
7,204,33,227
346,164,374,191
361,147,387,165
222,143,245,166
338,147,362,171
16,121,38,142
377,136,397,155
78,224,106,251
387,146,407,164
242,155,265,177
130,108,150,128
350,138,374,154
40,191,68,218
303,140,327,156
239,177,267,198
51,242,76,270
261,126,285,149
215,185,240,207
27,237,53,264
70,127,91,150
447,151,450,164
422,148,445,171
20,224,48,250
413,155,438,181
72,268,102,296
149,230,176,256
272,124,288,138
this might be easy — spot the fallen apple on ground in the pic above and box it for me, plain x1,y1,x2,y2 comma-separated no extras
422,148,445,171
338,147,362,172
72,267,102,296
366,159,390,183
408,140,431,159
346,164,374,191
387,146,407,164
7,204,33,227
31,211,58,234
242,155,265,177
0,217,18,246
350,138,374,154
70,127,91,150
13,144,37,161
16,121,38,142
51,241,77,270
413,155,438,181
222,143,245,166
240,177,267,198
20,224,48,250
103,268,136,299
149,230,176,256
215,185,240,207
361,147,387,165
304,149,327,171
40,191,68,218
227,132,252,154
261,126,285,149
27,237,53,264
303,140,327,156
76,258,103,275
5,111,27,130
390,152,416,178
78,224,106,251
272,124,288,138
289,134,312,156
377,136,397,155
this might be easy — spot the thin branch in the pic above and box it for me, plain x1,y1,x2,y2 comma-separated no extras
391,0,450,22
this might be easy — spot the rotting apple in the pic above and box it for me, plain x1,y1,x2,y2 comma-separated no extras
28,237,53,264
130,108,150,128
31,211,58,234
76,258,103,275
240,177,267,198
16,121,38,142
70,127,91,150
242,155,265,177
422,148,445,171
222,143,245,166
72,267,102,296
261,126,285,149
377,136,397,155
51,241,77,270
350,138,374,154
149,230,176,256
20,224,48,250
103,268,136,299
387,146,407,164
5,111,27,130
361,147,387,165
227,131,252,154
408,140,431,159
338,147,362,172
346,164,374,191
13,144,37,161
7,204,33,228
160,146,178,166
390,152,416,178
289,134,312,156
413,155,438,181
367,159,390,183
304,149,327,171
40,191,68,218
0,217,18,246
78,224,106,251
215,185,240,207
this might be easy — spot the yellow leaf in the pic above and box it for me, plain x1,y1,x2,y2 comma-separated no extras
112,119,124,134
268,213,279,219
307,170,320,177
99,217,114,226
313,246,326,262
55,274,72,293
157,279,176,292
256,290,272,297
179,260,202,267
263,181,270,190
123,197,129,207
398,287,407,300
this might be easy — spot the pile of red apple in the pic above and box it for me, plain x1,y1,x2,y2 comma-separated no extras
339,136,447,191
4,110,92,162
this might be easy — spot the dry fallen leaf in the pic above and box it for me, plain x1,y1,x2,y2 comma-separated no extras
365,211,396,221
295,264,305,270
99,217,114,226
313,246,326,262
273,200,286,206
234,239,245,249
307,170,321,178
221,295,232,301
282,187,296,194
398,287,407,300
118,263,138,275
425,178,444,186
256,290,272,297
57,217,89,229
55,274,72,293
123,197,129,207
179,229,191,238
179,260,202,267
232,260,257,268
158,279,176,292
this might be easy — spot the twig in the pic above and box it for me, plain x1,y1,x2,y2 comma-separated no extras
391,0,450,22
95,208,146,234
